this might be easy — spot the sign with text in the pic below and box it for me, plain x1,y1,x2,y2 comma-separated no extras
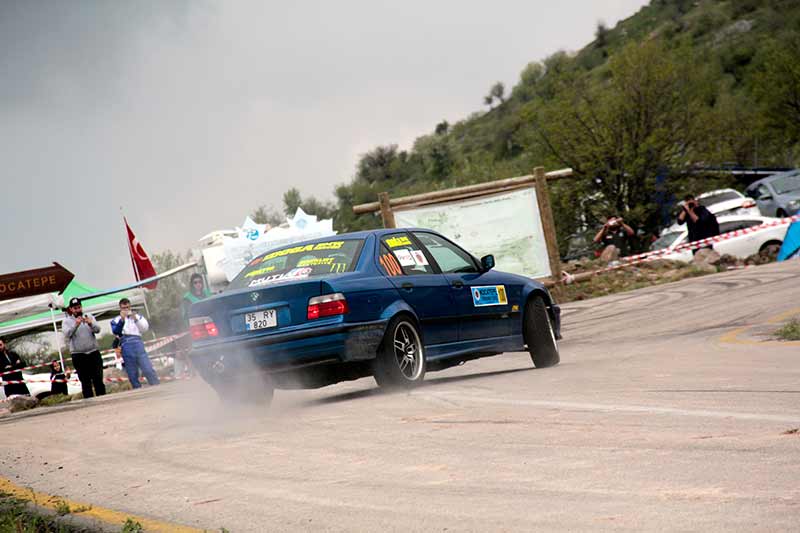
394,188,551,279
0,263,74,302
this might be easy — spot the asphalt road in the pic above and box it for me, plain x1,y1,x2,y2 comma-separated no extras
2,261,799,532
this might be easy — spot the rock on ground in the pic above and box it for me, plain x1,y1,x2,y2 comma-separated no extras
599,245,620,262
8,396,38,413
692,248,721,267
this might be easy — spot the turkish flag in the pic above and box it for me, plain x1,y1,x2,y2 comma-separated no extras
124,217,158,290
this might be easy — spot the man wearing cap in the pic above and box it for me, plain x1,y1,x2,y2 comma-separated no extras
110,298,160,388
62,298,106,398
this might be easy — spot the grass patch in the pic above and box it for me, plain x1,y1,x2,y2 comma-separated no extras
105,381,133,394
54,499,71,516
774,318,800,341
40,394,73,407
121,518,144,533
0,491,88,532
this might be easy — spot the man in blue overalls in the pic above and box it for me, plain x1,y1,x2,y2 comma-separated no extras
111,298,160,388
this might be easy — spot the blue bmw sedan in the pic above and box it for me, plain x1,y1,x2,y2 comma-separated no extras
189,228,561,404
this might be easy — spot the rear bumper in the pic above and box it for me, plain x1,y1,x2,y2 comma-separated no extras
190,319,388,373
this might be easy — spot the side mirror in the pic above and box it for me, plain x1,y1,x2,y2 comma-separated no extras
480,254,495,272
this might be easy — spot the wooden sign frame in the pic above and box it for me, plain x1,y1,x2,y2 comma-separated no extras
353,167,572,287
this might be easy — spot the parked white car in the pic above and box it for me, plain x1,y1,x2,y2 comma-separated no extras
661,189,760,236
650,215,787,262
696,188,761,217
0,371,82,401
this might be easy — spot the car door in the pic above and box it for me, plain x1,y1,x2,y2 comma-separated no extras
665,232,692,261
376,232,457,347
753,183,778,217
411,231,514,341
716,219,764,258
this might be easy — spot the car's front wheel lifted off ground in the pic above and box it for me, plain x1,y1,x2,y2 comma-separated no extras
373,316,426,389
524,295,560,368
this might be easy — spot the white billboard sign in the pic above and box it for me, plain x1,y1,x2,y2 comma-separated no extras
394,187,551,279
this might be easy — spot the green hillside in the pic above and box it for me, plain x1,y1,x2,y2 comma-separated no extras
270,0,800,254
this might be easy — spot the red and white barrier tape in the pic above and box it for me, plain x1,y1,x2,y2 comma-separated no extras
562,213,800,282
1,375,194,386
619,214,800,264
1,335,190,378
0,362,58,378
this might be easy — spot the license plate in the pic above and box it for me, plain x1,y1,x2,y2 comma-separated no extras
244,309,277,331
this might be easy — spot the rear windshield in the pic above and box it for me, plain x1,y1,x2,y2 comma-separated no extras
228,239,364,290
698,191,741,206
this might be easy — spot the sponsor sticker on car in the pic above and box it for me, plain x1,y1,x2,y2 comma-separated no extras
411,250,428,266
393,249,416,267
386,236,412,248
248,267,313,288
471,285,508,307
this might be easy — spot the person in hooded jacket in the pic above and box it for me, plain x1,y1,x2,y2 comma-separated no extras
0,337,30,398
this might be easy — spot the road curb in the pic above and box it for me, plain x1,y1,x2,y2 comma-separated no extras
0,475,204,532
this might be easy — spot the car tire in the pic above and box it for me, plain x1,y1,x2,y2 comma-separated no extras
759,240,782,257
373,316,426,390
524,295,560,368
777,209,788,218
213,372,275,406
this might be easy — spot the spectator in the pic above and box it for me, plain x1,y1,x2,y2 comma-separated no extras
50,360,70,396
182,273,211,324
0,337,30,397
111,298,159,389
177,273,210,378
62,297,106,398
677,194,720,252
593,215,635,257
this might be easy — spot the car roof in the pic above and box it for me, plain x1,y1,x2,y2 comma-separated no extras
697,188,741,198
715,214,777,223
748,169,800,189
255,227,437,249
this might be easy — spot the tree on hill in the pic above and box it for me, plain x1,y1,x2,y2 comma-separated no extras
752,37,800,147
484,81,506,107
528,41,713,241
282,188,302,215
250,205,283,226
146,250,197,335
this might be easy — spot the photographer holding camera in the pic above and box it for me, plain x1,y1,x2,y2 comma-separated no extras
677,194,720,252
62,297,106,398
110,298,159,389
593,215,635,257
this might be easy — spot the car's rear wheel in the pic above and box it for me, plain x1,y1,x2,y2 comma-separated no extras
373,316,426,389
524,295,560,368
777,209,788,218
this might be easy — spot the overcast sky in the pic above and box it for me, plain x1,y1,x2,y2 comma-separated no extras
1,0,649,289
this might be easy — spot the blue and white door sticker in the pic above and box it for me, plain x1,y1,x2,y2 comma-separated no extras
471,285,508,307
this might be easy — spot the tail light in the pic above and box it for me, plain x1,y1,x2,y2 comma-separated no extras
190,316,219,340
742,200,756,208
308,293,348,320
